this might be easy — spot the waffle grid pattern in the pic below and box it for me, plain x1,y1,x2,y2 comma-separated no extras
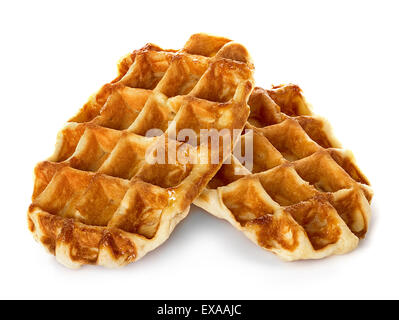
28,34,254,268
195,84,373,261
28,33,372,265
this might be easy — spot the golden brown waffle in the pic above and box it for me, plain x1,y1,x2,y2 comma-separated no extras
28,34,254,268
195,84,373,261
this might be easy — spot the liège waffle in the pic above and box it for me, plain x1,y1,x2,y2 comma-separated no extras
28,33,372,266
28,34,254,268
195,84,373,260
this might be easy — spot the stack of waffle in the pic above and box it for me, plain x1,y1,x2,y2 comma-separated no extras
28,34,372,268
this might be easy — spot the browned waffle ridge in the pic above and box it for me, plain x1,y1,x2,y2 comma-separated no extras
28,34,254,268
195,84,373,261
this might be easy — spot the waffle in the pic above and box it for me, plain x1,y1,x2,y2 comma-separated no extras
28,34,254,268
195,84,373,261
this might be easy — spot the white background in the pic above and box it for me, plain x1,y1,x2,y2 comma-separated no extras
0,0,397,300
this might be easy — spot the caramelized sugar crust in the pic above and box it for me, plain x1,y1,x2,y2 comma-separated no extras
195,84,373,261
29,34,254,268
